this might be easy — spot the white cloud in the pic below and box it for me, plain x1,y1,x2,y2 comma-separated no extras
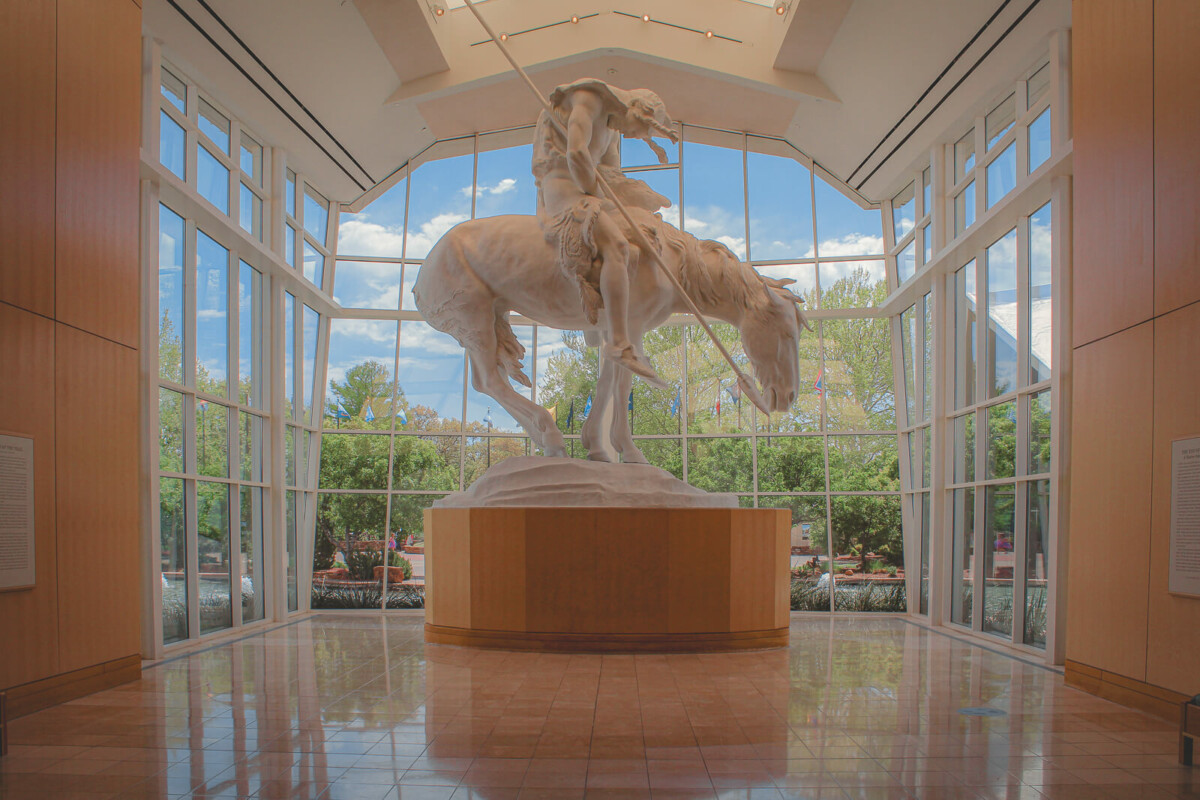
337,219,404,258
461,178,518,199
405,212,471,259
817,232,885,258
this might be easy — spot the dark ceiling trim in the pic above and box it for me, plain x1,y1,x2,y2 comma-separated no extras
852,0,1044,193
192,0,377,185
846,0,1016,186
164,0,370,192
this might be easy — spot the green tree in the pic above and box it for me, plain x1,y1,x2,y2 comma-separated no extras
325,360,400,430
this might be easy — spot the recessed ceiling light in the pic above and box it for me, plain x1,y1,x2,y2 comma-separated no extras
433,4,445,16
775,1,788,15
499,31,509,40
642,13,651,22
570,15,579,23
705,30,714,38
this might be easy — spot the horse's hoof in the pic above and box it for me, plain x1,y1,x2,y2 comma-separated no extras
621,453,650,465
587,451,616,463
604,346,667,390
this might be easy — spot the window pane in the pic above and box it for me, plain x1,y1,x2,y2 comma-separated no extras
239,183,261,239
759,495,827,560
918,492,931,615
896,239,916,285
338,176,406,257
467,324,533,434
953,412,976,484
828,435,898,491
683,130,746,259
818,261,886,309
392,436,460,490
239,411,264,483
831,495,904,612
197,481,231,634
687,324,752,435
823,315,895,431
285,223,297,268
954,261,977,408
954,129,975,182
197,145,230,214
922,224,932,265
630,326,685,437
1029,201,1053,384
325,319,398,430
238,261,263,407
922,167,931,218
982,484,1016,637
198,99,230,154
986,229,1018,397
757,436,824,493
951,488,975,625
621,129,678,168
1024,479,1050,647
333,260,402,310
160,477,187,644
954,182,975,236
814,176,882,258
891,181,915,243
636,438,683,480
195,231,229,396
474,141,537,218
1029,390,1052,474
1027,63,1051,108
239,133,262,186
303,188,329,242
397,321,465,428
747,139,813,261
303,241,325,288
284,293,295,418
754,263,817,309
985,94,1016,149
536,329,596,437
286,490,298,612
986,401,1016,480
687,437,752,493
239,486,265,623
303,305,319,423
159,111,186,180
316,494,388,576
160,67,186,112
159,388,183,473
922,293,933,420
1029,108,1052,173
285,170,296,218
196,400,229,478
391,494,445,570
406,150,473,258
900,305,917,427
986,143,1016,209
158,204,185,382
320,434,390,490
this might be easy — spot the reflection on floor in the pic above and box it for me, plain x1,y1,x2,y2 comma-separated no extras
2,614,1196,799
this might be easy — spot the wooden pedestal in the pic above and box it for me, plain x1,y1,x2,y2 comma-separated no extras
423,507,791,653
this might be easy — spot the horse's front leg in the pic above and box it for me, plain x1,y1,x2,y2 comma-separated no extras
581,345,619,462
610,345,648,464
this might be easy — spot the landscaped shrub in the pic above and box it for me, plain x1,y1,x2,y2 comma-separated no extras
310,582,424,609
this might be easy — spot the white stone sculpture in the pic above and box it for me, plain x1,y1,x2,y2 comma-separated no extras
413,78,809,465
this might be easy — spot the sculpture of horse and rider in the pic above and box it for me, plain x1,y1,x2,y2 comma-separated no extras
414,79,809,465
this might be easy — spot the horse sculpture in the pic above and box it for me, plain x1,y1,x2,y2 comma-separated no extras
414,213,809,464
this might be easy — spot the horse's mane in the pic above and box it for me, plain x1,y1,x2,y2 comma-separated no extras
655,222,765,312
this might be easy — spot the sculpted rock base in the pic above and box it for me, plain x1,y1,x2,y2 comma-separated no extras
433,455,736,508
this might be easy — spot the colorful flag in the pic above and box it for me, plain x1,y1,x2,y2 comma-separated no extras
397,406,408,426
484,408,493,425
628,391,634,412
364,402,376,423
566,399,575,428
546,404,557,421
670,391,680,417
727,383,741,404
335,402,350,420
584,395,593,416
813,367,825,396
197,399,209,412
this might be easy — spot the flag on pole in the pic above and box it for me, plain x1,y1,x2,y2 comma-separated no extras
715,386,721,420
813,367,825,396
727,383,741,404
197,398,209,412
546,404,557,421
484,409,493,425
670,391,680,417
628,391,634,412
566,399,575,429
335,402,351,420
364,401,376,423
583,395,592,416
397,406,408,426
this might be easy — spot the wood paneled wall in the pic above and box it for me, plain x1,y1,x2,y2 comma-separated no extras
0,0,142,701
1068,0,1200,700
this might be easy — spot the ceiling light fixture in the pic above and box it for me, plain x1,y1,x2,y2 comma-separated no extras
705,30,714,38
642,13,651,22
774,1,788,15
570,14,579,23
499,31,509,40
434,4,445,15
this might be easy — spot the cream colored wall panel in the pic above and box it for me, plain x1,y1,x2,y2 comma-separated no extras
0,304,59,690
54,0,141,347
0,0,56,317
1154,0,1200,316
1146,304,1200,693
1072,0,1155,345
55,324,141,672
1066,322,1154,679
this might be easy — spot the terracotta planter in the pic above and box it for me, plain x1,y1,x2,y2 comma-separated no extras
373,565,409,583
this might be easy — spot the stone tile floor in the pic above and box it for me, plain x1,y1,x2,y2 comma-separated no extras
1,613,1196,799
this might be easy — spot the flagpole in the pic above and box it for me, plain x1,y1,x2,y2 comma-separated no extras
461,0,771,416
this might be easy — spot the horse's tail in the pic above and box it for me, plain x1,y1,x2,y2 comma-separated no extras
493,311,532,389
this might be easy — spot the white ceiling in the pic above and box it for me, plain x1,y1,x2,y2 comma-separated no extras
144,0,1070,204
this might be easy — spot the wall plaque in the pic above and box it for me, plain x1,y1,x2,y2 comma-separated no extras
1170,436,1200,597
0,434,35,591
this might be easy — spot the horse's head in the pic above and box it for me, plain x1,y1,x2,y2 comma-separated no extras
740,276,811,413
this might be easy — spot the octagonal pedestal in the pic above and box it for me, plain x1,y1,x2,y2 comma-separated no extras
422,507,791,653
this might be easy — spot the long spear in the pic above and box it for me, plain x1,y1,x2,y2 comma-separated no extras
462,0,772,415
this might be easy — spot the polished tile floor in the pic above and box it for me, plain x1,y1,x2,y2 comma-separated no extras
2,614,1195,799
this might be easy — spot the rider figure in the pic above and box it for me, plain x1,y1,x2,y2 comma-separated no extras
532,79,678,388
